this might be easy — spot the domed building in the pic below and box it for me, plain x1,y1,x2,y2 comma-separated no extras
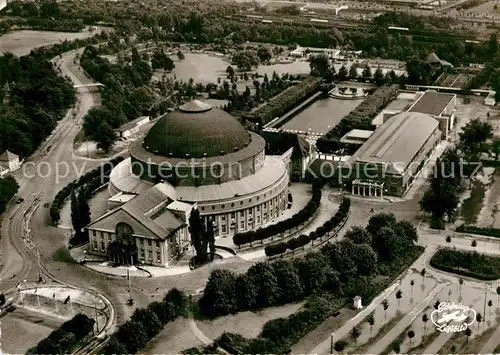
86,100,293,267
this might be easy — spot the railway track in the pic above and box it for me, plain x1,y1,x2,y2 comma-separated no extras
72,336,109,355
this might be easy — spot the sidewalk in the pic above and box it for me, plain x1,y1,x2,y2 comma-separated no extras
309,282,400,354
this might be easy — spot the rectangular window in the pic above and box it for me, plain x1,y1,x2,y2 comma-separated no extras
140,250,145,258
240,221,245,229
221,215,226,221
249,209,253,215
148,251,153,260
93,230,96,237
100,241,105,251
222,225,227,234
257,206,260,212
257,216,261,224
148,240,152,247
231,212,235,219
93,240,98,249
155,241,160,248
156,252,161,263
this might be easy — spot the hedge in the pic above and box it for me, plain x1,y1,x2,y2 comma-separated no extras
430,248,500,280
264,197,351,257
27,313,94,354
317,84,399,153
244,76,322,125
233,180,322,247
456,224,500,238
102,289,188,354
50,156,124,225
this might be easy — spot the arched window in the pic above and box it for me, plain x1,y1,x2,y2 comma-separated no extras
115,222,135,246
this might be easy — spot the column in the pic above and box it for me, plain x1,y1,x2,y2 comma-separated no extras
363,186,366,196
369,186,372,196
352,184,354,194
380,187,383,198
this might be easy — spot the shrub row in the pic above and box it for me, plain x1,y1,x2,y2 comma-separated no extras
50,156,124,225
264,197,351,257
233,181,322,247
430,248,500,280
456,224,500,238
27,313,94,355
212,295,345,354
102,289,188,354
244,76,322,125
317,84,399,153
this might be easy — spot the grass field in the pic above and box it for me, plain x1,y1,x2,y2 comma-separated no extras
1,309,63,354
0,28,110,56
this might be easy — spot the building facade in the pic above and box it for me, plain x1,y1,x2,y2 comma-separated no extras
343,112,442,198
86,100,292,266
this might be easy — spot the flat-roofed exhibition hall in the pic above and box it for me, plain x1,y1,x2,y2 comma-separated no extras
86,100,292,266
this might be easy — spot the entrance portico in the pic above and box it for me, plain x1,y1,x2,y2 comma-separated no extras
351,179,384,198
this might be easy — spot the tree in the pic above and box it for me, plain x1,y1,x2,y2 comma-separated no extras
374,67,385,86
382,299,389,323
497,286,500,307
422,313,429,332
257,47,272,63
130,308,162,338
177,51,185,60
272,260,303,303
410,279,415,296
434,300,440,309
0,293,5,306
459,277,464,295
309,54,330,77
391,339,401,353
446,235,451,244
93,121,116,154
344,226,372,245
200,269,237,317
367,213,397,236
334,340,347,352
408,330,415,346
226,66,235,79
472,240,477,247
247,262,280,308
488,300,493,315
232,51,259,71
351,326,360,344
421,268,426,282
338,65,348,81
348,64,358,80
459,118,493,159
396,289,402,307
476,312,482,331
189,208,208,264
362,65,372,82
367,313,375,336
491,138,500,161
465,327,472,341
406,58,434,85
151,50,174,71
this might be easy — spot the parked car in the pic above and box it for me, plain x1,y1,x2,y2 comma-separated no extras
16,198,24,204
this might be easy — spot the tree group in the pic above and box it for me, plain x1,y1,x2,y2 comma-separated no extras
70,187,91,246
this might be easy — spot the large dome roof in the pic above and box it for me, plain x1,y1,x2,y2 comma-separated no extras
143,100,251,159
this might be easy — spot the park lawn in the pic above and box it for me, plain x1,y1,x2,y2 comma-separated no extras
430,248,500,280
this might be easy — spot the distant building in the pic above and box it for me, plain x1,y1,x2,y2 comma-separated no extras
114,116,150,139
340,129,374,145
0,150,21,174
342,112,442,198
0,0,6,12
426,52,453,68
407,90,456,139
290,46,340,59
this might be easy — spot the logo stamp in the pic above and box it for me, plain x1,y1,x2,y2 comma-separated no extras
431,302,476,333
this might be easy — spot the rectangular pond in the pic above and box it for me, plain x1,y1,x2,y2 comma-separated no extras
280,97,363,134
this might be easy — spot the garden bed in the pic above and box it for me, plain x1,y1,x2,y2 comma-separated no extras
430,248,500,280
